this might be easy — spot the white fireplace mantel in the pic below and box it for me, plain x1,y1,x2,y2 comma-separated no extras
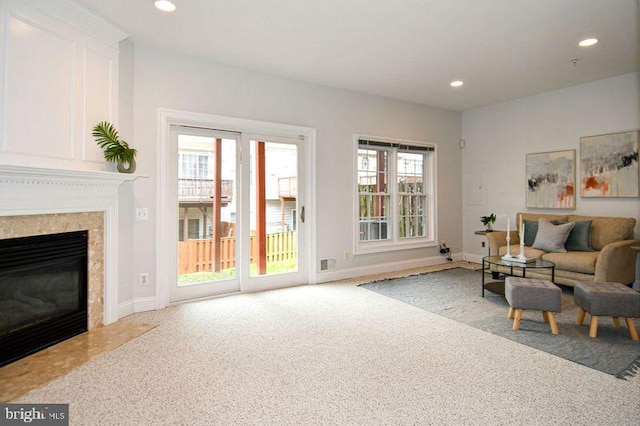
0,164,138,187
0,164,142,325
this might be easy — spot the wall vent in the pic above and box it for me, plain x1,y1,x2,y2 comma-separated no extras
320,258,336,271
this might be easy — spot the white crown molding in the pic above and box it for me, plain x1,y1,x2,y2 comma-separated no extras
6,0,128,47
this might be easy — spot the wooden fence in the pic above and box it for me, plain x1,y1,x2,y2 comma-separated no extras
178,231,296,274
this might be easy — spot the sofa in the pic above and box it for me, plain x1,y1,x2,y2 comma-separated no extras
486,213,639,286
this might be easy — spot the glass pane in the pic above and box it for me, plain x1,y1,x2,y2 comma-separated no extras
177,135,237,285
397,151,426,239
358,148,388,193
397,152,424,194
398,194,426,238
358,194,390,241
250,141,298,277
358,147,390,242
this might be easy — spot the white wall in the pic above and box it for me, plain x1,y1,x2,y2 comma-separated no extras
129,45,462,300
462,73,640,269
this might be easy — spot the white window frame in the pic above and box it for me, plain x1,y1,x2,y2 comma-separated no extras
354,135,437,255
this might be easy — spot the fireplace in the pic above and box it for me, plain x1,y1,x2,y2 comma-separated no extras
0,231,89,367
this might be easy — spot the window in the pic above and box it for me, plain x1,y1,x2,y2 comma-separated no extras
178,152,212,179
355,136,436,253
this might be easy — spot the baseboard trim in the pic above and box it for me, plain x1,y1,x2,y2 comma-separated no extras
314,253,465,283
463,253,484,264
118,296,157,319
117,253,480,316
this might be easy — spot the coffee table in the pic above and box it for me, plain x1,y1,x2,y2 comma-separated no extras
482,255,556,297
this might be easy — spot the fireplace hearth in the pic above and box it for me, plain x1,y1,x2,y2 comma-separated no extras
0,231,88,366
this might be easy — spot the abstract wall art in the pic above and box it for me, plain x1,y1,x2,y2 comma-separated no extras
526,149,576,209
580,131,639,198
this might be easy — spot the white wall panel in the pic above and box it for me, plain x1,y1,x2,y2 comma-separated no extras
83,47,114,163
5,14,74,159
0,0,127,170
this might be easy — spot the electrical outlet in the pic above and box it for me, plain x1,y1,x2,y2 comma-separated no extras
139,272,150,286
136,208,149,221
343,250,351,260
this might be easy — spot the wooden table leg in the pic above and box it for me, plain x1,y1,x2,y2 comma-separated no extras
513,309,523,330
625,318,639,341
613,317,621,328
576,308,586,326
547,312,559,335
589,316,599,338
542,311,549,323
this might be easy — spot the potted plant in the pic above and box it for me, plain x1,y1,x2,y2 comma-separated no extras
92,121,137,173
480,213,496,231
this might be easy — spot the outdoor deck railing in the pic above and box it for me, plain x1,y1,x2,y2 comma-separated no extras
178,178,233,200
178,231,296,274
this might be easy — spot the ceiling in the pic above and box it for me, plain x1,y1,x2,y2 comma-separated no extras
77,0,639,111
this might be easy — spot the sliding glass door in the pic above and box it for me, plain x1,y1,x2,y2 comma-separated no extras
169,127,306,302
242,134,305,291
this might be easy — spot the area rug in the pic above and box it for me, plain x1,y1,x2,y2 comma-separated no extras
361,268,640,379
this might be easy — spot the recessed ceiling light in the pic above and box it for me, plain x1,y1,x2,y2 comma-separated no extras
450,80,464,88
154,0,176,12
578,38,598,47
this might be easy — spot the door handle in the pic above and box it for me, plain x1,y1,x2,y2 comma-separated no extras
300,206,305,223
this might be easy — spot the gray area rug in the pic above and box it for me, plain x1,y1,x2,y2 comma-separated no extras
361,268,640,378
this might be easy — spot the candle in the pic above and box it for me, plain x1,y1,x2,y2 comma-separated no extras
507,217,510,235
521,223,525,240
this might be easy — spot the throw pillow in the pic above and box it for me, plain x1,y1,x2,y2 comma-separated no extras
532,218,575,253
523,219,538,246
557,220,594,252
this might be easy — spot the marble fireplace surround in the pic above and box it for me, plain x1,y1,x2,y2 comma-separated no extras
0,165,136,327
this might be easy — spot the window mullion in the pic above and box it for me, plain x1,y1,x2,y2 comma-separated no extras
390,148,398,243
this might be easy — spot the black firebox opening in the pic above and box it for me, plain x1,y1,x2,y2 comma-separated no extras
0,230,88,367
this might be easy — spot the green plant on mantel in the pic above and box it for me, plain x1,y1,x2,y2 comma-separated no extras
92,121,137,173
480,213,496,231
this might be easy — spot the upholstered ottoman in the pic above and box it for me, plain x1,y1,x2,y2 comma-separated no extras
574,281,640,341
505,277,561,335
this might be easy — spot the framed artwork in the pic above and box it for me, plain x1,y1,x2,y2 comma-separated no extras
526,149,576,209
580,130,639,198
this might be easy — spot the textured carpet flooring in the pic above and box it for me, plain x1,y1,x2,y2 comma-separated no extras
361,268,640,378
13,280,640,425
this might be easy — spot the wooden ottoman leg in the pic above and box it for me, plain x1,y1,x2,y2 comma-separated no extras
542,311,549,323
577,308,587,326
508,307,515,319
547,312,559,335
625,318,639,341
613,317,621,328
589,316,599,338
513,309,523,331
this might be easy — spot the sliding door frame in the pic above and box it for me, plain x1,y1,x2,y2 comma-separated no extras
156,108,317,310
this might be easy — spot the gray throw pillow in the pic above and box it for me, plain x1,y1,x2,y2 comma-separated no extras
523,219,538,246
555,220,594,252
532,218,575,253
